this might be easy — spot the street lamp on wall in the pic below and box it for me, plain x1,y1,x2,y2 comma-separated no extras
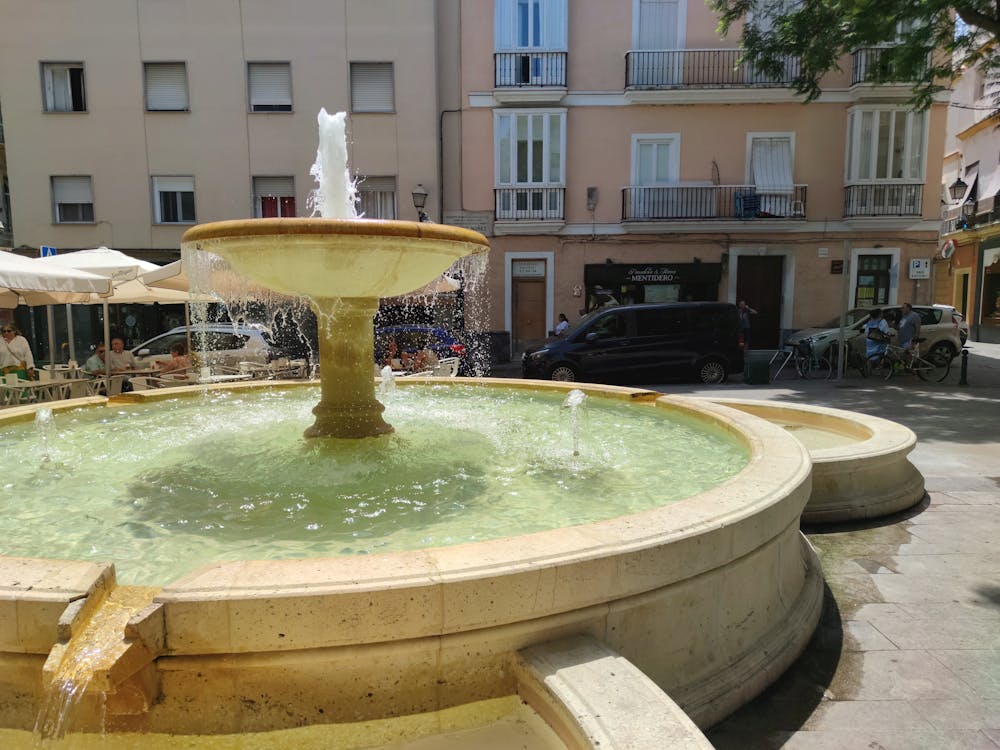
412,184,429,222
948,177,968,203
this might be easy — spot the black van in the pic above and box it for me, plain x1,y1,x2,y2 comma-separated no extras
521,302,745,384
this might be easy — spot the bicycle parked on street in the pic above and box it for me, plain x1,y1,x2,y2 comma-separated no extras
769,340,832,381
867,337,952,382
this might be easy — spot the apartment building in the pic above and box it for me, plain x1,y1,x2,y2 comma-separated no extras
939,63,1000,344
0,0,439,258
450,0,949,353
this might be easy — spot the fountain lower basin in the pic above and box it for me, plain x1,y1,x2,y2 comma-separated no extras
711,398,925,523
0,380,822,741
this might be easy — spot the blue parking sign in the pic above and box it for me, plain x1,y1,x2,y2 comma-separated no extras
40,246,58,257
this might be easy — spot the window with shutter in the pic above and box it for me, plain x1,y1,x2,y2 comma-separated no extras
253,176,296,217
356,176,397,219
52,176,94,223
350,63,394,113
144,63,189,111
152,176,195,223
248,63,292,112
42,63,86,112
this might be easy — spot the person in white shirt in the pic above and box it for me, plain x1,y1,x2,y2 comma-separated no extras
108,337,138,373
0,324,36,380
555,313,570,336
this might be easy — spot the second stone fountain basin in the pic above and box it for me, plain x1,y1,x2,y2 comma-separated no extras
181,218,490,299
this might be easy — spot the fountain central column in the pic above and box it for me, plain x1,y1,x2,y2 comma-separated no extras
307,296,392,439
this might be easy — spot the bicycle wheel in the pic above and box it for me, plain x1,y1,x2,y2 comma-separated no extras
880,353,896,381
798,355,832,379
915,353,951,382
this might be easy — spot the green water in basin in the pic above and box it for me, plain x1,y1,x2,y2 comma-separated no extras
1,385,747,584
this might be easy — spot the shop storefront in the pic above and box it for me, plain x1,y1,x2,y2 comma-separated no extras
977,239,1000,342
582,263,722,313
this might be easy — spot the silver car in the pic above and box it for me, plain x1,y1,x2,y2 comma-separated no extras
787,305,963,365
131,324,278,369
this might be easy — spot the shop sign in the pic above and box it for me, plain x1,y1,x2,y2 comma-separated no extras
512,260,546,277
624,265,679,283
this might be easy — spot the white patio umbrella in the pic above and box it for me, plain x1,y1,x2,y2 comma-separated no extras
140,260,189,292
38,247,162,379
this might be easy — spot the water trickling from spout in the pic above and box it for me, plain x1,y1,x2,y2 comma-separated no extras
563,389,587,456
34,407,54,463
379,365,396,398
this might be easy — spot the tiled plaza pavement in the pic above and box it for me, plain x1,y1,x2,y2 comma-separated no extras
497,343,1000,749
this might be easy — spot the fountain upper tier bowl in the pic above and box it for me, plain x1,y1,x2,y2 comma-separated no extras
181,218,489,299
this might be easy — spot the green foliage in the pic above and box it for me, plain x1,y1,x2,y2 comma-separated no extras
710,0,1000,109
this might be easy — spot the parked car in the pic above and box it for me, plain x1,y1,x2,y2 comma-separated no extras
786,305,964,364
131,324,280,369
521,302,745,384
934,304,969,345
374,325,469,372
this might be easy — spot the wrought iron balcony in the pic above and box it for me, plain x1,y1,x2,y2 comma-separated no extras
494,187,565,221
843,183,923,217
851,47,927,86
622,184,807,221
625,49,800,89
494,51,567,88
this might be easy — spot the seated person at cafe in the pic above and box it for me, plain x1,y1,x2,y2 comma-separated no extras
1,324,36,380
108,337,138,373
158,342,193,374
82,345,108,375
401,347,439,372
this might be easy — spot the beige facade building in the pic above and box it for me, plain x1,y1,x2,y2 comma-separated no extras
451,0,948,353
0,0,949,358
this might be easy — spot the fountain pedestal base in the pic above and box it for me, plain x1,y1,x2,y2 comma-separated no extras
306,296,393,439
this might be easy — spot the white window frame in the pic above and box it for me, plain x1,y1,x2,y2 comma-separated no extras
844,106,928,183
152,176,195,224
631,0,688,50
41,62,86,112
248,63,292,113
144,62,189,112
849,246,900,307
350,62,395,113
495,0,568,51
630,133,680,185
252,176,296,218
355,176,397,219
494,109,566,186
745,132,795,188
51,176,94,223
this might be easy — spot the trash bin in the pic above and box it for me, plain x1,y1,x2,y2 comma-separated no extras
743,352,770,385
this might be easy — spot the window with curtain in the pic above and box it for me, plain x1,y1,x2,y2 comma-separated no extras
356,176,397,219
253,177,296,218
248,63,292,112
144,63,189,111
51,176,94,223
152,176,195,223
845,108,926,181
494,110,565,185
749,136,794,194
42,63,86,112
350,63,394,113
494,0,567,50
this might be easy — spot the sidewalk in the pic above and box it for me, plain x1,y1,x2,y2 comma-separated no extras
491,343,1000,749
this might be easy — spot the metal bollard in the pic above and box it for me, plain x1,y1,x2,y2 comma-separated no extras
959,348,969,386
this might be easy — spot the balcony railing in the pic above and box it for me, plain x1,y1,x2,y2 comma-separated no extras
942,204,1000,234
494,187,565,221
622,184,807,221
843,183,923,217
851,47,926,86
495,51,567,88
625,49,800,89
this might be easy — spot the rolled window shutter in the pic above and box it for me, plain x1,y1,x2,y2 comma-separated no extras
248,64,292,110
350,63,394,113
53,176,93,204
153,176,194,193
145,63,188,110
253,176,295,197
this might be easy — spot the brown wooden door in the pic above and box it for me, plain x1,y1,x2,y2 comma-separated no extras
736,256,783,349
513,279,547,351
